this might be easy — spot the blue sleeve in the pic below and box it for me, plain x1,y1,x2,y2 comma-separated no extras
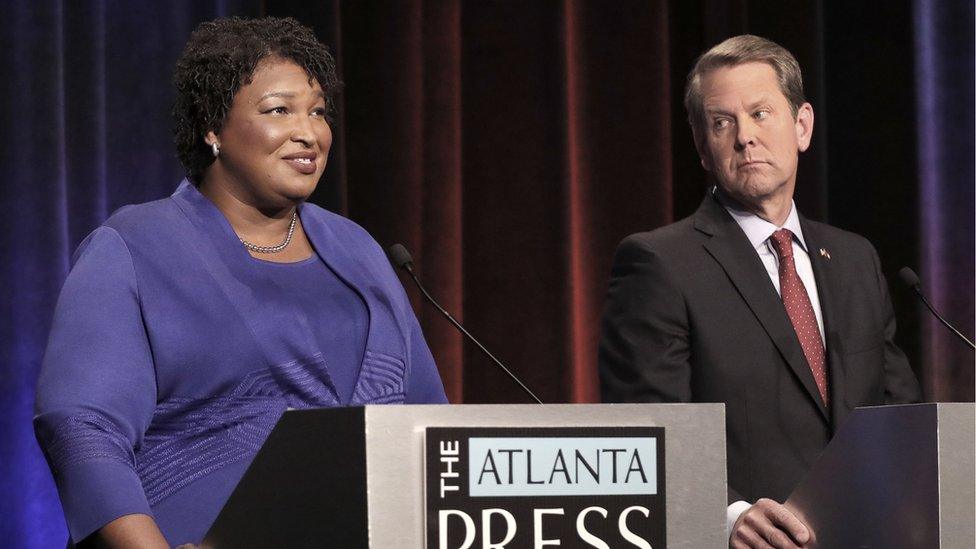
404,308,449,404
33,226,157,543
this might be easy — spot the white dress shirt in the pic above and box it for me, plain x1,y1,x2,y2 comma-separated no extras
720,197,826,341
716,191,827,535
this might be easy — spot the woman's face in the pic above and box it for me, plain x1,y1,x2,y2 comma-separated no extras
206,56,332,208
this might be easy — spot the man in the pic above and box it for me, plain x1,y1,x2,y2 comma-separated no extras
599,35,921,548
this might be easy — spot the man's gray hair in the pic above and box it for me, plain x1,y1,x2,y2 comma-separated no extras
684,35,806,138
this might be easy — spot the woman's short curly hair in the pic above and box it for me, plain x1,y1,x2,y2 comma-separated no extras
172,16,340,184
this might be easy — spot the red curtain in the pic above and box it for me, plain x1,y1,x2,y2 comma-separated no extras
269,0,973,404
319,1,674,404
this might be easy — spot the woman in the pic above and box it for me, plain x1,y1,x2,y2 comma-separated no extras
34,16,447,547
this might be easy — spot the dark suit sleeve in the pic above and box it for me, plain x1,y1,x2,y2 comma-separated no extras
599,234,692,403
869,245,923,404
599,235,746,503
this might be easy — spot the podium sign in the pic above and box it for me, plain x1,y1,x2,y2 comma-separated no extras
425,426,666,548
205,404,727,548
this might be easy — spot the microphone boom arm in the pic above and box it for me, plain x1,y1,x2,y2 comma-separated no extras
911,286,976,350
392,248,544,404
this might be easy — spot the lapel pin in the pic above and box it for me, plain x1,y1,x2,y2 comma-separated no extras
819,248,830,260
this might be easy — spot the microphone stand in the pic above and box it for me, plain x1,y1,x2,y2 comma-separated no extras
390,245,544,404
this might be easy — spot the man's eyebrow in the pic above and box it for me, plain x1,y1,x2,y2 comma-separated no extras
704,97,774,116
704,106,733,116
744,95,775,111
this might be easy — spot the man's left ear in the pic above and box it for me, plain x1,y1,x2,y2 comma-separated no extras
795,102,814,152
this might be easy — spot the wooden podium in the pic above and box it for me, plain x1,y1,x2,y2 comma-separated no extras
202,403,728,548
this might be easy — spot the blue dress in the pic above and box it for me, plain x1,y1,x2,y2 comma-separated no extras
34,180,448,545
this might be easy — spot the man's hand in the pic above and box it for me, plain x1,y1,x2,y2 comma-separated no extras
730,498,811,548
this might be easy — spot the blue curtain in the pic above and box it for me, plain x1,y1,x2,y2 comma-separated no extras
0,1,262,544
914,0,975,398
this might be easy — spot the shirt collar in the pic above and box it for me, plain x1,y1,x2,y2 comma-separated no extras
713,186,808,253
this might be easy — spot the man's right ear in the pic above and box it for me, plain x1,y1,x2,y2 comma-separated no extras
692,130,712,172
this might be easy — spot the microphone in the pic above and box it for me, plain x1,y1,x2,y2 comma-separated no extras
898,267,975,350
387,243,544,404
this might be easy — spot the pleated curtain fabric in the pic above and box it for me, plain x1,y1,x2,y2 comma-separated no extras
0,1,972,547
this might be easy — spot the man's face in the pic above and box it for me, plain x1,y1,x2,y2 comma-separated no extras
695,62,813,209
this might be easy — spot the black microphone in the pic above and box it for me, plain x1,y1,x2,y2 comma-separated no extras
898,267,975,350
387,244,544,404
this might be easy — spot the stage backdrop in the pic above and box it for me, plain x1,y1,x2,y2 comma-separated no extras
1,1,972,546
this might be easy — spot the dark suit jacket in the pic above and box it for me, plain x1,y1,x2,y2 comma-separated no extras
599,192,921,504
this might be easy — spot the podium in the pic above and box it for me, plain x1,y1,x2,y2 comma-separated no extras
785,403,975,548
203,404,728,548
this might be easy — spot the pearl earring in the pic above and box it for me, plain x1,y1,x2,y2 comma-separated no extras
211,142,220,158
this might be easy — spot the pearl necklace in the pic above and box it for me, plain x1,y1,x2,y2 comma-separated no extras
240,210,298,254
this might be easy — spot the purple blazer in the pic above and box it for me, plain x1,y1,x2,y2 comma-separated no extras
34,181,447,545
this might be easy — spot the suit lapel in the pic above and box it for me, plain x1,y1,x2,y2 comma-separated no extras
799,217,846,428
695,195,829,421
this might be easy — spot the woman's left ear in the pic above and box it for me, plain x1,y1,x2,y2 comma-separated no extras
204,131,221,158
795,103,814,152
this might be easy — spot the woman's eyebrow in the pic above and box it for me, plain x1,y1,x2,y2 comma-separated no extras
258,90,325,101
258,91,296,101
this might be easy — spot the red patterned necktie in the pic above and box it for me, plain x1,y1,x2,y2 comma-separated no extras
769,228,829,406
